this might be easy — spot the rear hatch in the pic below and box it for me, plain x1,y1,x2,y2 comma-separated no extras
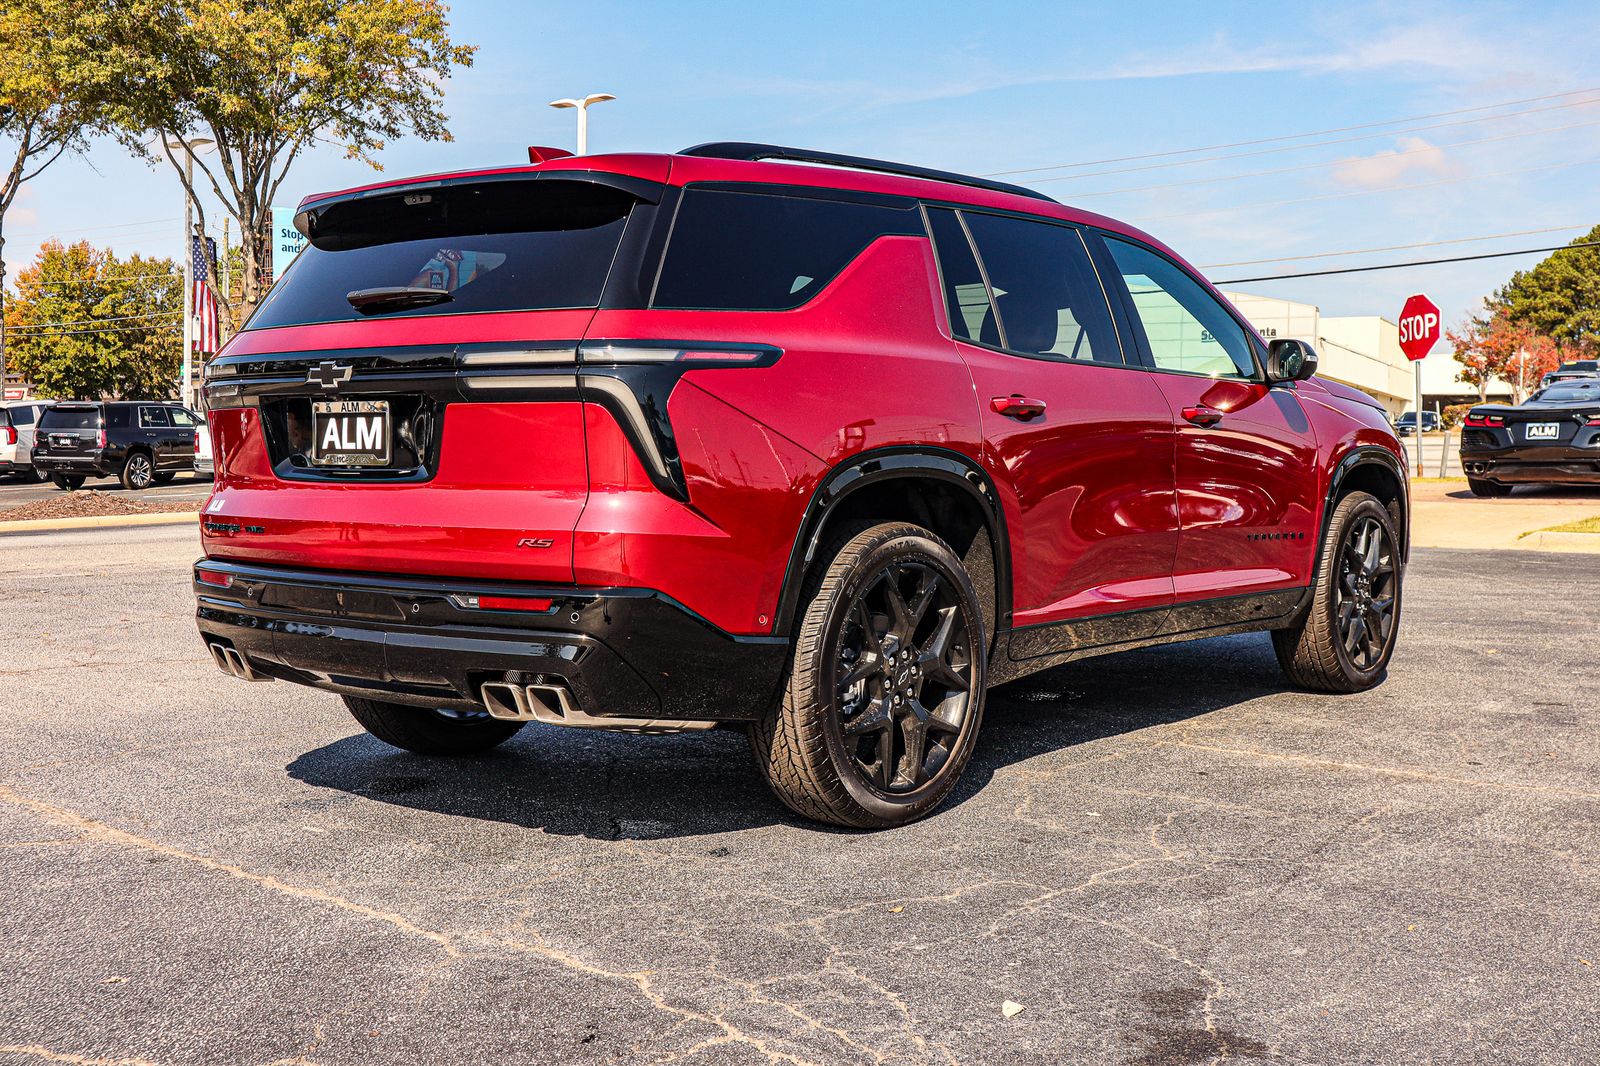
36,404,103,458
201,166,668,583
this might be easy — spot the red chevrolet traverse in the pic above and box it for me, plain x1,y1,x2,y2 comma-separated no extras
195,143,1408,827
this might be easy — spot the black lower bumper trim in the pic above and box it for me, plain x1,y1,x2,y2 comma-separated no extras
193,560,789,722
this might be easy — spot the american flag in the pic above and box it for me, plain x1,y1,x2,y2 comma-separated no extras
191,235,219,353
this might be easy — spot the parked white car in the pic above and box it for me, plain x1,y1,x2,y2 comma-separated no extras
0,399,56,480
194,414,214,478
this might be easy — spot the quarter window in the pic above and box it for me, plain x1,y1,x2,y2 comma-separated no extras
925,208,991,342
1103,237,1256,378
652,188,924,311
959,212,1121,364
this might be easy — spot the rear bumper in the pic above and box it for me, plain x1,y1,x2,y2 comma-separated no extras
1459,445,1600,484
31,452,111,476
194,457,214,475
192,559,788,723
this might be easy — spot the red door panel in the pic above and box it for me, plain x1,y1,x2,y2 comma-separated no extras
1151,377,1320,599
959,344,1178,631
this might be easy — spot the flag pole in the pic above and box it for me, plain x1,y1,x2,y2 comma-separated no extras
181,154,193,408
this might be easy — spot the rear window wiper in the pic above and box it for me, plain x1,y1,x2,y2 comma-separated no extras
345,286,454,314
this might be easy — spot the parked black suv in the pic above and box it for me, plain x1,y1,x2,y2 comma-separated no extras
32,401,200,490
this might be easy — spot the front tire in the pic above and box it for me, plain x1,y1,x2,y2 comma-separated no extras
343,696,525,755
1467,477,1512,497
750,522,988,829
1273,491,1401,693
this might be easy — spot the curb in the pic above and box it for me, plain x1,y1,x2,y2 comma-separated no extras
0,511,200,536
1519,530,1600,553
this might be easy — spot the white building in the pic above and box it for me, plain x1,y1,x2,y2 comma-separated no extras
1222,292,1508,417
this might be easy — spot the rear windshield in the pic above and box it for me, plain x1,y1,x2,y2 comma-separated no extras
39,407,101,430
247,179,641,330
1537,382,1600,402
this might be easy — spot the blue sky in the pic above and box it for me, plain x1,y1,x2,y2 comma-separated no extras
7,0,1599,329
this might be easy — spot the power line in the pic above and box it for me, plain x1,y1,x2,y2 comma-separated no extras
1136,153,1600,224
1028,95,1600,185
985,86,1600,177
7,216,181,238
1200,225,1592,269
8,309,182,331
29,272,180,287
1213,240,1600,285
1065,117,1600,199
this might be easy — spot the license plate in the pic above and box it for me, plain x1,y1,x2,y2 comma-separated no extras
311,400,390,466
1524,422,1560,440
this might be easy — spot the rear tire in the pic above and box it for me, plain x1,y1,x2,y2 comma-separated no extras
120,451,154,490
343,696,525,755
1467,477,1512,497
51,474,84,491
1273,491,1401,693
749,522,988,829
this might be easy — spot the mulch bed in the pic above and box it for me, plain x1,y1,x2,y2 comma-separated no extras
0,490,203,523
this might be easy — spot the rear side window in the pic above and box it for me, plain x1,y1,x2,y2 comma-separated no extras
40,407,102,430
15,405,39,426
652,188,924,311
959,212,1121,364
140,406,171,428
171,408,197,427
925,208,990,342
248,179,643,330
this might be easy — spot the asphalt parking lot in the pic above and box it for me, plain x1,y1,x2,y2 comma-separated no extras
2,526,1597,1064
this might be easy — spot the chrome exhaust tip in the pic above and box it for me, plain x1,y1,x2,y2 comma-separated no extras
479,680,715,733
207,641,271,682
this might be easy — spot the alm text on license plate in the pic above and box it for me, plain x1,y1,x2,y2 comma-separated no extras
312,400,390,466
1524,422,1560,440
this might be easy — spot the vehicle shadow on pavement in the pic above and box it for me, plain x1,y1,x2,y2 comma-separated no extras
1444,484,1600,500
285,633,1287,840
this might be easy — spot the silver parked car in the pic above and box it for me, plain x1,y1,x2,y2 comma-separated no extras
0,399,56,481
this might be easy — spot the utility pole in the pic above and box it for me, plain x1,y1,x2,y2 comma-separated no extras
165,136,213,407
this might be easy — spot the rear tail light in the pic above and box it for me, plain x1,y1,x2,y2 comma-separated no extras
97,427,107,448
0,426,14,446
1588,415,1600,427
196,568,233,588
578,342,780,367
1463,413,1505,427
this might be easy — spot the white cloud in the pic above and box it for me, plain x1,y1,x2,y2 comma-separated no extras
1331,137,1455,188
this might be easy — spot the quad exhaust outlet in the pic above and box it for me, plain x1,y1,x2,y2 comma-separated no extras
479,680,715,734
207,642,272,682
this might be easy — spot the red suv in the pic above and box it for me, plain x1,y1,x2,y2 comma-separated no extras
195,143,1407,827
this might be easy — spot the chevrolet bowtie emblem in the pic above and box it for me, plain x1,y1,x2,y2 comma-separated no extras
308,361,354,389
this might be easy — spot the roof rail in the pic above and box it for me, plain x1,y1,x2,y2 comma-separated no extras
679,142,1057,204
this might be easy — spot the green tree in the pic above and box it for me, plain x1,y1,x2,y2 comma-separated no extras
3,240,182,399
1494,223,1600,352
99,0,475,327
0,0,115,384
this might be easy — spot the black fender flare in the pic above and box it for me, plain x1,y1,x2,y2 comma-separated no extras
1321,445,1409,565
772,446,1012,638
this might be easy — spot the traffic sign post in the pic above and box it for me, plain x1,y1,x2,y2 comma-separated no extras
1398,293,1441,477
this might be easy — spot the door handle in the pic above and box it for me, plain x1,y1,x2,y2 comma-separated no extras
991,395,1047,421
1182,404,1224,428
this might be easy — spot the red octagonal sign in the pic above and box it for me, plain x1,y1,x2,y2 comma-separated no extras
1398,293,1441,361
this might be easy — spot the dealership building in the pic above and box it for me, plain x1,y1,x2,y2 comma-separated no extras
1222,292,1508,418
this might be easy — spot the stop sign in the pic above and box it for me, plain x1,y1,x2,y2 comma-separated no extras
1398,293,1440,361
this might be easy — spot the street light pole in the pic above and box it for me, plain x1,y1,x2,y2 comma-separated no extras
547,93,616,155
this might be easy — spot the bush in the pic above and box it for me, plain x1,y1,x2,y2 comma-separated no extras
1441,403,1475,429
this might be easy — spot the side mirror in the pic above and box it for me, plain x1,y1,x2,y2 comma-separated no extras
1266,338,1319,383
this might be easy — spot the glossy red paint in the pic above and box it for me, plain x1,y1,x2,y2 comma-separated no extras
202,147,1406,659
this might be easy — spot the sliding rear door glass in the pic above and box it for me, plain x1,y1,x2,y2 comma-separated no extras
248,180,641,330
653,187,924,310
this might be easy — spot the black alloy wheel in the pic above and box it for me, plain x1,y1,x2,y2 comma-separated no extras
1273,490,1402,693
751,522,988,829
831,561,975,793
1334,514,1397,671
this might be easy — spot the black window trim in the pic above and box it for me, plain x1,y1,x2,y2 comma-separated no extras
1087,227,1268,384
647,181,928,313
921,200,1134,369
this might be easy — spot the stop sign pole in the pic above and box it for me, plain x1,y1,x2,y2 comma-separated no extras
1398,293,1442,476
